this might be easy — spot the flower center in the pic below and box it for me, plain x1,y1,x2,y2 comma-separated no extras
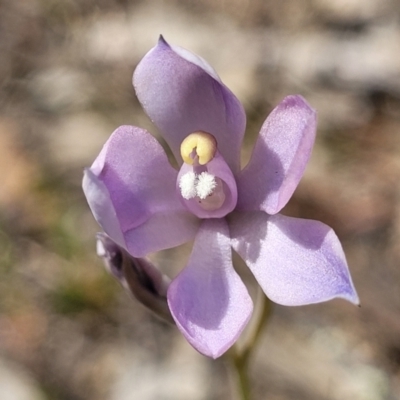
176,131,237,219
178,131,226,211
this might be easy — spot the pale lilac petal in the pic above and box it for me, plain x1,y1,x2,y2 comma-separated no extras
176,151,238,219
83,168,125,248
83,125,199,257
230,211,359,306
133,36,246,172
168,219,253,358
123,212,199,257
236,95,317,214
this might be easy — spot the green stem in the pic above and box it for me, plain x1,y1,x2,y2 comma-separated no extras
228,292,272,400
231,351,251,400
242,292,272,364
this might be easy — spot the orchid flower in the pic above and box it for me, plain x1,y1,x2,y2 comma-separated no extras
83,36,359,359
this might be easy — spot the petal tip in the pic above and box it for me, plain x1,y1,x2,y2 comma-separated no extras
168,286,253,359
158,34,169,47
169,307,250,359
279,94,317,127
284,94,316,113
342,289,360,306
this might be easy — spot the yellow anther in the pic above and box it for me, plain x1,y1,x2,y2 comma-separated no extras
180,131,217,165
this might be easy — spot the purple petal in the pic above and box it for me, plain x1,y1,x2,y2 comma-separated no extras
230,211,359,306
168,218,253,358
83,125,199,257
83,168,126,248
236,95,317,214
133,36,246,172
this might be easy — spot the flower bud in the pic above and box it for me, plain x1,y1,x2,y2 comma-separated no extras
96,233,174,324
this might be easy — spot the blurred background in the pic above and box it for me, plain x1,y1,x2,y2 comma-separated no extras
1,0,400,399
